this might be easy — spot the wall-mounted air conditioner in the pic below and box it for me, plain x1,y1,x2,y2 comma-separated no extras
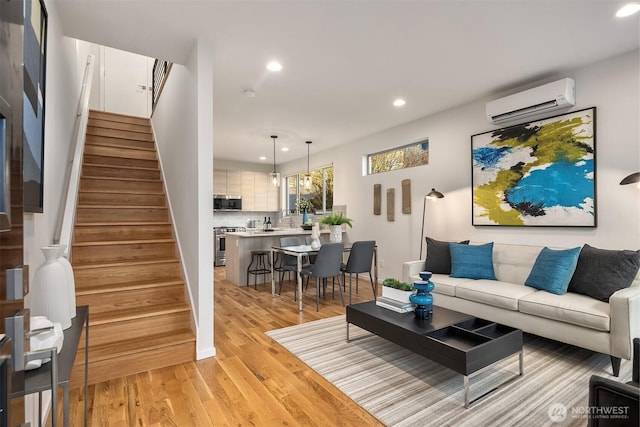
486,78,576,125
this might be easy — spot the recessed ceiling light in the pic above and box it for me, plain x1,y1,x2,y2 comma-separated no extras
393,98,406,107
281,147,289,152
616,3,640,17
259,156,266,160
267,61,282,72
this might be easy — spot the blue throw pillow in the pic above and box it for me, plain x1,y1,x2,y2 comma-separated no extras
449,242,496,280
525,247,581,295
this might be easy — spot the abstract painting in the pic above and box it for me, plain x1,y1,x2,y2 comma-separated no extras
23,0,47,213
472,107,596,227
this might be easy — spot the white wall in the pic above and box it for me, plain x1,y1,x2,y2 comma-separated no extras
280,50,640,282
152,38,215,359
22,0,87,423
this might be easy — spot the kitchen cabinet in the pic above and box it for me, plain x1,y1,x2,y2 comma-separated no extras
214,169,242,196
214,169,279,211
254,172,269,210
213,169,227,194
226,170,242,195
241,171,255,211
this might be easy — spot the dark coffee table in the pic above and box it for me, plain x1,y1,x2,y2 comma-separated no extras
346,301,523,407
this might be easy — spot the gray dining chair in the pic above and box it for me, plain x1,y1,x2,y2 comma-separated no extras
277,237,311,299
341,240,376,305
300,242,345,311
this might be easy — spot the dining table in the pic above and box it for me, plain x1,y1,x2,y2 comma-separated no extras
270,243,378,312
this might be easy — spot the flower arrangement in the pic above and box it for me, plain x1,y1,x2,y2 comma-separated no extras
382,278,413,291
295,197,314,213
319,212,353,227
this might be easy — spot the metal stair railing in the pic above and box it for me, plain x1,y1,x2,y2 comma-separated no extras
53,54,95,258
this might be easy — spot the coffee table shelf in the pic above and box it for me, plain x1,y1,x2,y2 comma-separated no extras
346,301,523,407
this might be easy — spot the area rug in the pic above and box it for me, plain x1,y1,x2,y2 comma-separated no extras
266,316,633,427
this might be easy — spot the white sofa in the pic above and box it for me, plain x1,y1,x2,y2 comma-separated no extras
403,242,640,376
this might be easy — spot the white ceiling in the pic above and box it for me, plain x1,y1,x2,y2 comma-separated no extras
55,0,640,165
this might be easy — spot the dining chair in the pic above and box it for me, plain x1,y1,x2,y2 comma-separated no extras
300,242,345,311
341,240,376,304
277,237,311,298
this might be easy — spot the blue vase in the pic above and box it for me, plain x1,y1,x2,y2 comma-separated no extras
302,210,308,224
410,279,435,320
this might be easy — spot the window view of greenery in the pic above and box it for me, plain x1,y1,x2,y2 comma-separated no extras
368,139,429,174
286,165,334,214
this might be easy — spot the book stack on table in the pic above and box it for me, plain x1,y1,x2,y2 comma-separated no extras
375,297,415,313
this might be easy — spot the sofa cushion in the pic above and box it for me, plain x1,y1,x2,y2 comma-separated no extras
455,280,537,310
449,242,497,280
568,244,640,302
519,291,610,332
525,246,581,295
429,274,472,297
425,237,470,274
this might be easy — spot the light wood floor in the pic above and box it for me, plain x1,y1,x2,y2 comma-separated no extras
60,267,384,426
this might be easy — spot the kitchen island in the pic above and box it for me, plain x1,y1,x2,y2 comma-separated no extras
224,228,338,286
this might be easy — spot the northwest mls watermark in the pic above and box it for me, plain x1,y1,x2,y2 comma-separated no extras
548,403,632,423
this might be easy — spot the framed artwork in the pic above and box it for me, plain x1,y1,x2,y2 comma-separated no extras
471,107,596,227
23,0,47,213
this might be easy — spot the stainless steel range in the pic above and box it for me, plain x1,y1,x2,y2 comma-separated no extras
214,226,246,267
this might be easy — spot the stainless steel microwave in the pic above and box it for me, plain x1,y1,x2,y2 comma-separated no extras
213,195,242,211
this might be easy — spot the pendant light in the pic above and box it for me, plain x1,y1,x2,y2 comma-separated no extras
269,135,280,187
304,140,312,190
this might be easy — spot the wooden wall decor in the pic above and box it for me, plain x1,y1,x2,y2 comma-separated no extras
386,188,395,221
373,184,381,215
401,179,411,214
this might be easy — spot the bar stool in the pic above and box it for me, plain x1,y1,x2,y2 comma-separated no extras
246,250,271,289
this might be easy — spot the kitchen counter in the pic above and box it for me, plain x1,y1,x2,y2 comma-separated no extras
227,228,315,237
224,228,341,286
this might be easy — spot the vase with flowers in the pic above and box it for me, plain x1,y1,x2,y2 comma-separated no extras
296,197,314,226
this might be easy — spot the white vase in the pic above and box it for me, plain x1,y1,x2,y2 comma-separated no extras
329,225,342,243
49,244,76,318
30,246,72,329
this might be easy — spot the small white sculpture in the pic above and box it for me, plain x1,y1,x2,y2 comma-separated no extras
310,222,322,249
25,316,64,370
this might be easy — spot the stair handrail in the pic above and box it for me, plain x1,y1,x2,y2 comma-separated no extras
53,54,95,258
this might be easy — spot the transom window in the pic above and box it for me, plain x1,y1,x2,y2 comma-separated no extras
367,139,429,174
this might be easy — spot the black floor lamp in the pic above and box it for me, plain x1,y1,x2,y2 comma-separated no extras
419,188,445,260
620,172,640,187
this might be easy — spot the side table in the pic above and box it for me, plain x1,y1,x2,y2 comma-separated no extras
12,305,89,426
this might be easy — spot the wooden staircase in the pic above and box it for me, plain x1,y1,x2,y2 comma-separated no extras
70,110,196,386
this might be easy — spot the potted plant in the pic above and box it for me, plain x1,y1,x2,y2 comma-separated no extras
319,212,353,243
381,278,414,304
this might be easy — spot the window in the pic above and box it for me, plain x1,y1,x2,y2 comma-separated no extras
286,165,334,214
367,139,429,174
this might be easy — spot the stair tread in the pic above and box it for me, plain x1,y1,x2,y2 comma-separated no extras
72,257,180,269
83,162,159,172
80,330,195,364
76,278,184,295
81,175,161,183
73,238,175,247
77,205,167,209
85,141,156,152
89,302,191,326
74,221,172,227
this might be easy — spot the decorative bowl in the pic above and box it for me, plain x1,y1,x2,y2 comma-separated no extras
419,271,433,281
301,225,313,230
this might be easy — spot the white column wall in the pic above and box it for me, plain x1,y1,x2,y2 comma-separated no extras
152,38,215,359
280,50,640,281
